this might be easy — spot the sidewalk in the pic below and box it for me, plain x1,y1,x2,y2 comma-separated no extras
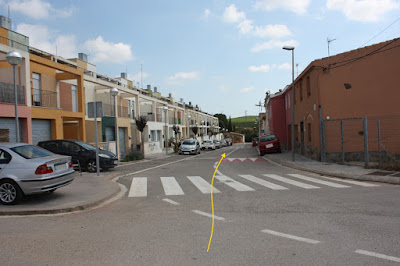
263,151,400,185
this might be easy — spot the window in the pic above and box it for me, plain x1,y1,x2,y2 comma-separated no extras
156,130,161,141
11,145,53,159
71,85,78,112
306,76,311,97
0,149,12,164
32,73,41,106
150,130,155,141
307,123,312,142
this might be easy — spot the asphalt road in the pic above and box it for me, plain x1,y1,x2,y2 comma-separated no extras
1,144,399,265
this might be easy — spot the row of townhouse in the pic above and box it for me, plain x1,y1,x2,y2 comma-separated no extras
0,18,219,157
264,37,400,163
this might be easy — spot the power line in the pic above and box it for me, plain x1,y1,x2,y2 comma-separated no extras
360,16,400,48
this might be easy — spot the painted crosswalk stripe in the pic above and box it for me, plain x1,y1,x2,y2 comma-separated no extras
319,176,379,187
239,175,288,190
187,176,221,194
288,174,350,188
160,176,185,196
215,175,255,191
355,250,400,263
264,174,320,189
128,177,147,197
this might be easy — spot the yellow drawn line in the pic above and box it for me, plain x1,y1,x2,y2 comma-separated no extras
207,153,226,252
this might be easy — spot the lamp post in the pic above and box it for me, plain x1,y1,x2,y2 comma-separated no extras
283,46,295,161
163,106,168,155
6,51,22,142
110,88,119,160
187,115,191,138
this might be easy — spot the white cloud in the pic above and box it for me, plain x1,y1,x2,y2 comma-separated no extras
8,0,73,19
277,63,291,70
326,0,400,22
253,24,291,38
254,0,311,14
222,4,245,23
16,23,77,58
166,71,200,84
238,19,254,34
84,36,134,64
249,65,271,72
129,72,150,86
203,8,211,19
251,39,299,52
219,85,230,92
240,87,254,93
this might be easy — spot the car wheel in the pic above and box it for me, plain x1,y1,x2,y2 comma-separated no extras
86,160,97,173
198,150,201,154
0,179,23,205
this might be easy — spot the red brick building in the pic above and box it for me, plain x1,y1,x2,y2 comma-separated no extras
267,38,400,161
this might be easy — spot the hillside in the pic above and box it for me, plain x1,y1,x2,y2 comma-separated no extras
231,116,257,127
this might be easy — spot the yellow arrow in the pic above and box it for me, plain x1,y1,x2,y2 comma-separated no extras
207,152,226,252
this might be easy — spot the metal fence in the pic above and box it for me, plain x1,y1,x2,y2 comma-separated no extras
322,115,400,167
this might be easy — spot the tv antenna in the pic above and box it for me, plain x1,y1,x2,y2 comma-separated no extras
327,37,336,56
255,100,263,112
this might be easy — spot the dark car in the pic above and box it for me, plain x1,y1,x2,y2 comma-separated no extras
38,140,118,172
257,135,281,156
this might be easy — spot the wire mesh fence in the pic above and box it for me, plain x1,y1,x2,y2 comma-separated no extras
322,115,400,169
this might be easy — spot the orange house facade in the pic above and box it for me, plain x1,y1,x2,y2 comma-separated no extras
271,38,400,162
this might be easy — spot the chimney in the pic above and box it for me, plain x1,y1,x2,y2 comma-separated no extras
180,98,184,103
78,53,88,62
169,93,172,98
147,85,151,91
121,72,127,79
154,87,158,93
0,16,11,30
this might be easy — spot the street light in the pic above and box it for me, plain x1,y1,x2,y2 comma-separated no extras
163,106,168,155
6,50,22,142
110,88,119,160
187,115,191,138
283,45,295,161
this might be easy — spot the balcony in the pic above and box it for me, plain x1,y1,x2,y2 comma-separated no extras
0,82,25,104
32,89,57,108
102,103,130,118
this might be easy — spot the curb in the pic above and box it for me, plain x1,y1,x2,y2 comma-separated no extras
0,179,122,216
263,156,400,185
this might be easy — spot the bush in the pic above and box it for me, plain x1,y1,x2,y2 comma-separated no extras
169,137,180,153
122,149,144,162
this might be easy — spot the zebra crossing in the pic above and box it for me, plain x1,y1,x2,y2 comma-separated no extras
127,173,379,198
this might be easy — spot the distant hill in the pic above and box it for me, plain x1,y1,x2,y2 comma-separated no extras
231,116,257,128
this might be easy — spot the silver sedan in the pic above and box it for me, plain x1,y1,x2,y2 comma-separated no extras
0,143,75,205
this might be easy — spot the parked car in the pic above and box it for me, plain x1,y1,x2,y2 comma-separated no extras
258,135,281,155
179,139,201,155
38,140,118,172
201,140,215,150
225,138,233,146
252,137,259,147
213,140,222,149
0,143,75,205
220,139,228,147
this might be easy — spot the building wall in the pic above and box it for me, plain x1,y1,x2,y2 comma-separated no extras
269,94,287,150
59,81,73,111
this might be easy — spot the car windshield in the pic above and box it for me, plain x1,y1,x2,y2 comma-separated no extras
182,140,195,145
204,140,212,143
11,145,54,159
213,140,219,143
74,141,97,151
260,135,277,142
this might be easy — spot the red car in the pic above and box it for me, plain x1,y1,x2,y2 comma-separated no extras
252,137,258,147
258,135,281,155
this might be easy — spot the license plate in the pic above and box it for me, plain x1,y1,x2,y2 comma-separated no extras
184,152,189,154
266,144,273,148
55,163,67,171
114,161,118,165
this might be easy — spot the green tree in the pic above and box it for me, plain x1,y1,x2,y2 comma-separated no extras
135,116,147,157
228,116,232,132
214,113,228,130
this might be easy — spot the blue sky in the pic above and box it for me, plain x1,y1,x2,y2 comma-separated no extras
2,0,399,117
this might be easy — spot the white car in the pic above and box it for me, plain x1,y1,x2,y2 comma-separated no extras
201,140,215,150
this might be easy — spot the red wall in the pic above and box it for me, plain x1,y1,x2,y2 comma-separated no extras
268,93,287,148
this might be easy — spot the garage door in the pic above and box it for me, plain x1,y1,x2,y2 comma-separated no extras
0,118,22,142
32,119,51,145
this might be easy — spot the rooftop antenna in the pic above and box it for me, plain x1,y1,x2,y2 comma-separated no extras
296,63,299,77
140,64,143,90
327,37,336,56
255,100,262,112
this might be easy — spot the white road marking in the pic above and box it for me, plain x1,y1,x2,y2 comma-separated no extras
162,198,180,205
187,176,221,194
288,174,350,188
192,210,225,221
264,174,320,189
239,175,289,190
319,176,380,187
215,175,255,191
128,177,147,197
160,177,184,196
355,250,400,263
261,229,321,244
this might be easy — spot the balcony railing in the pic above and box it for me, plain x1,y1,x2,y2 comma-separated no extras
102,103,131,118
0,82,25,104
32,89,57,108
